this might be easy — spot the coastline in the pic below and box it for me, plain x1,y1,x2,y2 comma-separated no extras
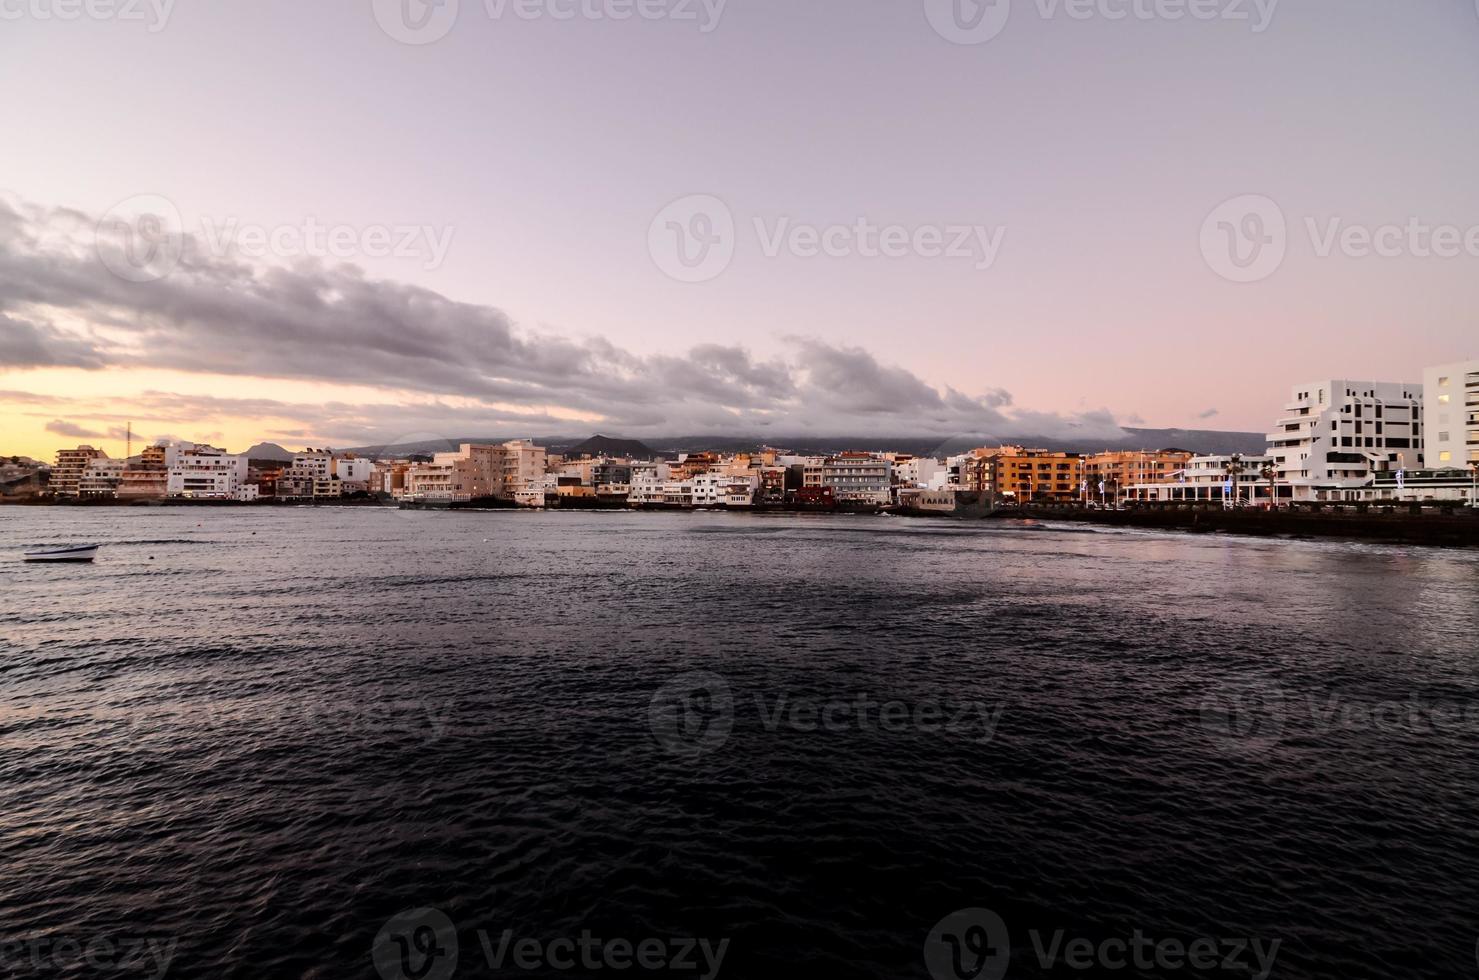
1015,503,1479,548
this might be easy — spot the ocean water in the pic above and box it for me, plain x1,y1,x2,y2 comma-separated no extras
2,506,1478,979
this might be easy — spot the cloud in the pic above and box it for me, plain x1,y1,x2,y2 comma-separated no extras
0,195,1129,443
44,419,105,439
41,418,135,441
1196,408,1219,420
0,312,109,369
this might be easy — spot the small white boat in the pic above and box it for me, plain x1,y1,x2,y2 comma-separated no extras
23,544,100,563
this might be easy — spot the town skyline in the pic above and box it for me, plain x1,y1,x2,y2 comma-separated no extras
7,1,1479,462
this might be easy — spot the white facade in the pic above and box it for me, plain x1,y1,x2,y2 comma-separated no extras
165,443,249,499
78,457,126,497
895,456,945,488
1423,359,1479,469
292,451,334,480
819,455,893,506
333,457,375,482
1265,380,1423,501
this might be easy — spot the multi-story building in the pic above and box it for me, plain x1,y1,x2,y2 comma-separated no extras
292,450,334,481
165,443,251,499
501,439,547,493
78,458,126,497
117,444,168,499
893,455,946,489
992,449,1084,502
333,456,374,483
1423,359,1479,469
51,446,107,497
672,452,722,480
815,453,892,506
1085,450,1193,496
1121,454,1277,504
1265,380,1423,501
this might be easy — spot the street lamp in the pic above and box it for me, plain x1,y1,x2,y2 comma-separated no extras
1470,461,1478,509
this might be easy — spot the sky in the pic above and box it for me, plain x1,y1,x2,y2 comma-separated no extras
3,0,1479,459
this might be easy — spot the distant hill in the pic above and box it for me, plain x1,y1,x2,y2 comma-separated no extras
561,434,658,459
244,442,295,462
344,428,1267,460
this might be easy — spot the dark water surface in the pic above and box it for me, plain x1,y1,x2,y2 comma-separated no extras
3,507,1478,979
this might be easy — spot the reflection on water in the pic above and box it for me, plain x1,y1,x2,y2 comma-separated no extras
1,507,1477,978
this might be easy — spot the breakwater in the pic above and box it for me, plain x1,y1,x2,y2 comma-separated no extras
1016,503,1479,547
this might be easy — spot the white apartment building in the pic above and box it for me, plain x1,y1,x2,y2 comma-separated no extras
690,472,757,507
1121,455,1276,504
78,457,126,497
333,456,375,483
1423,359,1479,469
165,443,250,499
292,451,334,480
51,446,107,497
894,456,946,489
1265,380,1423,501
818,454,893,506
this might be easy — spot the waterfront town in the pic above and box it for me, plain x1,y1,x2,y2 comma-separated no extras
5,359,1478,511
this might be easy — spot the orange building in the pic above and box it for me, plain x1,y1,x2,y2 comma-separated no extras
989,449,1084,502
1084,450,1192,498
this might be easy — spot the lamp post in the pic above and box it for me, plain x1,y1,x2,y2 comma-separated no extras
1470,461,1478,509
